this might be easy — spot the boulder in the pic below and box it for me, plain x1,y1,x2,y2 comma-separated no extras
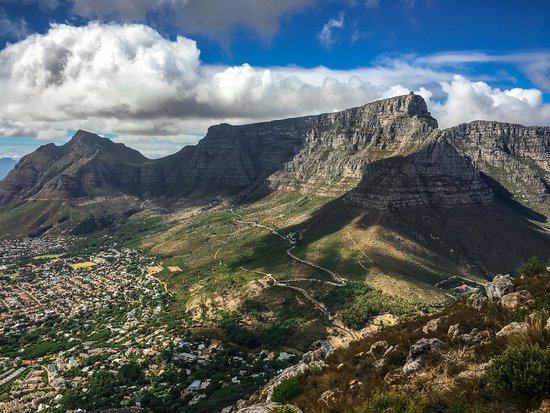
496,322,529,339
229,403,302,413
485,274,514,300
456,362,490,381
447,323,462,339
422,317,443,334
402,338,443,375
368,341,389,357
457,328,492,346
467,293,488,310
500,290,535,311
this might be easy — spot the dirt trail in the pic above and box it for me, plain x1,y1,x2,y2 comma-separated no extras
236,219,360,340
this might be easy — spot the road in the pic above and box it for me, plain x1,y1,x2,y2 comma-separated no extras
236,219,361,341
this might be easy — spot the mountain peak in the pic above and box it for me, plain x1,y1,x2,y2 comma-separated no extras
69,130,110,146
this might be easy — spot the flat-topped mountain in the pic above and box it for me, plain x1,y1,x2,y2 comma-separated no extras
1,93,549,220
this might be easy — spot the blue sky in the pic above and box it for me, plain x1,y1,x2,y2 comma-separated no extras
0,0,549,159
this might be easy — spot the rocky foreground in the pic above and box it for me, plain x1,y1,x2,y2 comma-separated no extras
229,262,550,413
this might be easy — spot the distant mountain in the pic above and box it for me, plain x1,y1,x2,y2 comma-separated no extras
0,158,16,180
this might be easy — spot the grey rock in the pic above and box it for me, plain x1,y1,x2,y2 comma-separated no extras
444,121,550,215
402,338,443,375
467,293,488,310
486,274,514,300
447,323,462,339
368,341,389,357
457,328,492,346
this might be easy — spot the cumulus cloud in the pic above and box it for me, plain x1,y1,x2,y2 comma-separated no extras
0,22,550,158
318,12,345,48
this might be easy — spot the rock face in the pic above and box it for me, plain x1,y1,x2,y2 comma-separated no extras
402,338,443,374
444,121,550,214
0,93,491,210
2,93,550,217
485,274,514,299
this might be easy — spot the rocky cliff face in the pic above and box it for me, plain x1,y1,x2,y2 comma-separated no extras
2,94,549,215
349,133,493,209
444,121,550,214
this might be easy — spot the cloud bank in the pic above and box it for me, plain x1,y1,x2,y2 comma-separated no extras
1,22,549,158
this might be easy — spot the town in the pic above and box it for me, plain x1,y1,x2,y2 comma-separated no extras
0,237,294,412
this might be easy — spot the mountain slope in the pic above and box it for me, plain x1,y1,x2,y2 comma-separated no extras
444,121,550,215
0,130,148,205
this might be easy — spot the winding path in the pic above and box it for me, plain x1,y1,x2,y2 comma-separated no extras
236,219,360,340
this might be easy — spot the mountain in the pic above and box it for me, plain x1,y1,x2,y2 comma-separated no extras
0,131,148,205
0,158,16,180
0,93,493,207
445,121,550,215
1,93,549,274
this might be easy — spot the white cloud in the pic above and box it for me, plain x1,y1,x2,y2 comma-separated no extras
318,12,345,49
428,75,550,128
1,22,550,158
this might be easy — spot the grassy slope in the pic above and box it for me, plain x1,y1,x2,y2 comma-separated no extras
289,271,550,413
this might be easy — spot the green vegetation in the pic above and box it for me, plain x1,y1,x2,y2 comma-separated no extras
356,390,429,413
33,254,62,260
0,273,17,278
22,340,71,358
488,344,550,399
516,255,548,278
341,289,411,329
272,378,302,404
272,406,299,413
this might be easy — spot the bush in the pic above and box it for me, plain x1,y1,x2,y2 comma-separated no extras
272,378,302,404
516,256,546,278
272,406,299,413
341,290,409,329
487,344,550,399
356,390,429,413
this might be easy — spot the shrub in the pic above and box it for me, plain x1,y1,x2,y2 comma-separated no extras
272,406,299,413
272,378,302,404
355,390,429,413
516,256,545,278
487,344,550,399
509,310,550,348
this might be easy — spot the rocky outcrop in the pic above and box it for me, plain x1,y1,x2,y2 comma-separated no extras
444,121,550,214
0,130,148,204
500,290,535,310
485,274,514,299
402,338,443,374
496,321,529,339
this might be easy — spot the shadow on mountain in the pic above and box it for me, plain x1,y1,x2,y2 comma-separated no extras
281,146,550,282
480,172,547,222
